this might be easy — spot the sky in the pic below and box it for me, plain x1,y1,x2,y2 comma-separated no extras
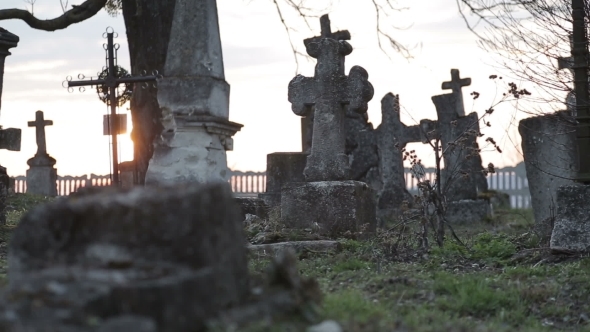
0,0,564,177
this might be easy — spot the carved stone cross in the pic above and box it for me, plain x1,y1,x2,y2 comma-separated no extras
441,69,471,117
28,110,52,156
288,28,374,181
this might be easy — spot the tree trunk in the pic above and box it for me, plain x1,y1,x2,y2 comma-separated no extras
122,0,176,184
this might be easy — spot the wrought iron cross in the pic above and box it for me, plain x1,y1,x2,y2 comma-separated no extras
442,69,471,117
63,27,162,187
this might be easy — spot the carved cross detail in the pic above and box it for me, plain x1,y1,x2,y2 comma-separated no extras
288,33,373,181
441,69,471,117
27,110,52,156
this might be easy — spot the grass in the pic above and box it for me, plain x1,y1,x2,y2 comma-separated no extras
5,196,590,331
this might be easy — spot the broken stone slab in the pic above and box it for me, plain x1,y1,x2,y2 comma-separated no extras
519,112,577,240
444,199,491,224
258,152,307,207
248,240,342,256
550,184,590,252
5,183,250,330
281,181,376,237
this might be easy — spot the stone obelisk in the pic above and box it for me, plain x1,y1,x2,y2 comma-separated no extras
145,0,243,185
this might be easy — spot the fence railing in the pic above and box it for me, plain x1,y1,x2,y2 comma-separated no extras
10,163,530,207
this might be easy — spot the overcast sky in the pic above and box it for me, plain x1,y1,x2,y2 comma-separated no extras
0,0,560,177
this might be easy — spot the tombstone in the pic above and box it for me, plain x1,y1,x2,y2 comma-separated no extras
300,14,351,154
25,111,57,196
2,183,251,331
0,28,20,224
519,112,577,240
258,152,308,208
281,15,376,236
557,34,576,114
550,184,590,251
375,93,418,219
432,69,488,200
145,0,243,185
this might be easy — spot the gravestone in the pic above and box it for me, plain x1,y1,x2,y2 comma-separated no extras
429,69,490,223
145,0,243,185
300,14,351,154
432,69,488,200
0,28,20,224
557,34,576,114
258,152,307,208
281,16,376,236
25,111,57,196
376,94,416,215
519,112,577,240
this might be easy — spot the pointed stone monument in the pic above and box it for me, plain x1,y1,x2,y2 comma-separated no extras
0,28,20,224
145,0,243,185
25,111,57,196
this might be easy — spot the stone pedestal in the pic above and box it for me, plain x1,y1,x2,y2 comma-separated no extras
258,152,307,207
445,199,492,224
25,154,57,197
145,116,242,185
280,181,376,237
519,112,577,238
550,184,590,251
119,160,136,188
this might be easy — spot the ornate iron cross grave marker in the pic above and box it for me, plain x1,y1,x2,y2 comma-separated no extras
64,28,161,186
288,15,374,181
441,69,471,117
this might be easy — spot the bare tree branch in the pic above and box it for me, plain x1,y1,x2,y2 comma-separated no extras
0,0,107,31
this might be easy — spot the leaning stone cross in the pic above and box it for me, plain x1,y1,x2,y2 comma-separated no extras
441,69,471,117
28,110,52,156
288,15,374,181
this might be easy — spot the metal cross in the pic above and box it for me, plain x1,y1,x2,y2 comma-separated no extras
441,69,471,117
27,110,52,156
64,27,161,187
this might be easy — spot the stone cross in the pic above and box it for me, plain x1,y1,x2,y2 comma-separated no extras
288,23,374,181
441,69,471,117
432,92,487,200
377,93,416,210
28,110,52,156
301,14,352,154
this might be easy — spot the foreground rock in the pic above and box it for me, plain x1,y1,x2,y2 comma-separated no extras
1,183,250,331
550,184,590,252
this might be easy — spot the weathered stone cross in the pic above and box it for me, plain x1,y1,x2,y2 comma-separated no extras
28,110,52,156
558,35,576,113
288,16,374,181
441,69,471,117
301,14,352,153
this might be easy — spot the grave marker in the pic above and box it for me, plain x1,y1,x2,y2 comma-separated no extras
65,28,160,186
26,111,57,196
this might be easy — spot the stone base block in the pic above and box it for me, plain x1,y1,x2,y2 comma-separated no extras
280,181,376,237
235,197,269,220
550,185,590,252
445,199,491,224
259,152,308,208
25,166,57,196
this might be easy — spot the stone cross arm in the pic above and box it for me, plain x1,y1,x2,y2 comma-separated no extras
0,127,21,151
288,65,373,117
442,69,471,94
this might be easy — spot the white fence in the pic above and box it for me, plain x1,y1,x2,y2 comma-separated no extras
10,163,530,208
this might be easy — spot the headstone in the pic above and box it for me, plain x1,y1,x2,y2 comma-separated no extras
3,183,250,331
376,93,415,216
258,152,308,208
282,15,376,236
557,35,576,114
300,14,351,154
288,36,373,181
519,112,577,240
25,110,57,196
145,0,243,185
0,28,20,224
